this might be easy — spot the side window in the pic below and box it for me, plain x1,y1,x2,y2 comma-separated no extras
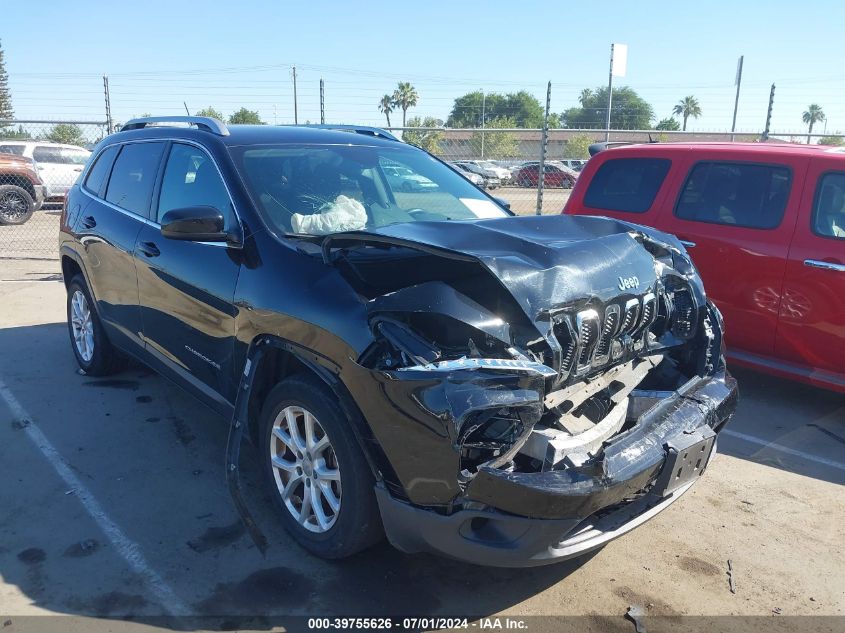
33,146,63,163
83,145,119,197
583,158,671,213
675,162,791,229
812,172,845,239
0,145,25,156
156,143,235,226
105,142,166,216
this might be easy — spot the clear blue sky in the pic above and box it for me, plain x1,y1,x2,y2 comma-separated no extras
4,0,845,134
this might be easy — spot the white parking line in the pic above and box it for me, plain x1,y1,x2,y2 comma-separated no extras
722,429,845,472
0,377,190,616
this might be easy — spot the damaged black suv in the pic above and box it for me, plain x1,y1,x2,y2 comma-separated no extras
59,116,737,566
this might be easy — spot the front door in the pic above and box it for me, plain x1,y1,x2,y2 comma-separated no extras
774,159,845,384
33,145,90,198
135,142,241,409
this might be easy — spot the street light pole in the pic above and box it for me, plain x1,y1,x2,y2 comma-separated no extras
605,44,615,142
481,89,486,158
731,55,744,142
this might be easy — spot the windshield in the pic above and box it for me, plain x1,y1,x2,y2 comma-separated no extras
229,144,508,235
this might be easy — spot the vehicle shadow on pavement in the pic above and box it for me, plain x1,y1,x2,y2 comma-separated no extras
0,322,588,625
718,366,845,486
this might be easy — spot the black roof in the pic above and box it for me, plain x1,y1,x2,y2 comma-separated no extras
108,123,402,149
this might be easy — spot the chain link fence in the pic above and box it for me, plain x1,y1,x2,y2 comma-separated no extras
0,121,107,260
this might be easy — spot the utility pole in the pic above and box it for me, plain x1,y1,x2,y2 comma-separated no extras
292,65,298,125
762,83,775,141
481,89,486,158
731,55,744,142
102,75,113,133
604,43,627,141
320,78,325,124
536,82,551,216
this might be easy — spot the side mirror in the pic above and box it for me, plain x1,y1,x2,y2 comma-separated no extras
494,197,511,210
160,206,234,243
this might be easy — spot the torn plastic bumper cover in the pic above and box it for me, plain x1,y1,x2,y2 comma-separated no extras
375,368,737,567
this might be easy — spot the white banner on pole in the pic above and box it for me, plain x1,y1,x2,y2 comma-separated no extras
612,43,628,77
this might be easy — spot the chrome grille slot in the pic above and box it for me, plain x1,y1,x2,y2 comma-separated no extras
553,316,577,381
633,292,657,335
619,298,641,336
576,310,601,370
593,304,621,365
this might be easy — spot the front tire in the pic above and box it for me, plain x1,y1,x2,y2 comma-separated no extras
0,185,35,225
66,275,124,376
260,374,383,559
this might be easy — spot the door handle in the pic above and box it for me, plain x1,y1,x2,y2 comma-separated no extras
137,241,160,258
804,259,845,272
80,215,96,229
679,240,696,249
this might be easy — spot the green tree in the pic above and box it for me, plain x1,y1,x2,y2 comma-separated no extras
672,96,702,131
228,108,263,125
655,117,681,131
0,124,30,139
391,82,418,127
802,104,826,144
403,117,444,154
472,117,518,158
564,133,594,159
196,106,224,120
378,94,393,127
44,123,86,146
562,86,654,130
447,90,546,128
0,39,13,120
578,88,592,106
817,134,843,146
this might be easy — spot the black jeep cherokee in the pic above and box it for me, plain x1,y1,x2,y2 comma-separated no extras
59,116,737,567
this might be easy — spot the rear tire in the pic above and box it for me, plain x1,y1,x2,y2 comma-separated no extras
260,374,383,559
66,275,125,376
0,184,35,225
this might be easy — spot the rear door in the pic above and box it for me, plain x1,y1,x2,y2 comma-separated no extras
774,158,845,385
659,155,808,357
79,141,166,349
135,141,241,410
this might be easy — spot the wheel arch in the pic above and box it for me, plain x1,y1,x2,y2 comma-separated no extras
1,176,37,199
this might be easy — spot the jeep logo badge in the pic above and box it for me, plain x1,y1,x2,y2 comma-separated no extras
618,275,640,291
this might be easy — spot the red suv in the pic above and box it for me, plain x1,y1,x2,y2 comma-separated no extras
565,142,845,393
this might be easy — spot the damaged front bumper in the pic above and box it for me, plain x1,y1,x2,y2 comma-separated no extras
374,369,737,567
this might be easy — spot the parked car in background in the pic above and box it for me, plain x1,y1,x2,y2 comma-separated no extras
0,141,90,201
560,159,587,172
467,160,512,184
59,116,735,566
382,164,439,192
453,161,501,189
565,141,845,394
450,161,498,188
0,152,45,225
514,162,577,188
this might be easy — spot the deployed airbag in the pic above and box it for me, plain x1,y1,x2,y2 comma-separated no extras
292,195,367,235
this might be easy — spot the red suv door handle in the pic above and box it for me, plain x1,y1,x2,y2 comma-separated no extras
804,259,845,272
680,240,696,249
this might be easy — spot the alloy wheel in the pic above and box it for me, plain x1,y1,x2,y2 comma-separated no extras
0,190,29,222
70,290,94,362
270,405,342,533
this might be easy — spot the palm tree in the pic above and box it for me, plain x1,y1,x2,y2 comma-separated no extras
578,88,593,106
391,82,419,127
802,104,826,144
378,94,393,127
672,95,702,131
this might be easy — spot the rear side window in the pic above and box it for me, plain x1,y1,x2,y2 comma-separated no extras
83,145,119,196
675,162,791,229
105,142,166,216
812,172,845,239
0,144,25,156
583,158,671,213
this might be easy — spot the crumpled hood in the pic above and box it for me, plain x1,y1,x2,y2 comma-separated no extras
324,214,683,321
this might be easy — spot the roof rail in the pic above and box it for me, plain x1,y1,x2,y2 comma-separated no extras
297,124,400,142
121,116,230,136
588,139,661,156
